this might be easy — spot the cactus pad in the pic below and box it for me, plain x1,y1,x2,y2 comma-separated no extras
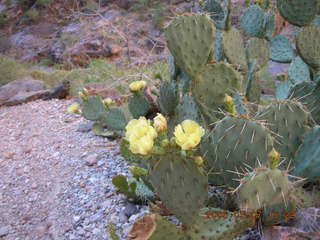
277,0,318,26
81,95,107,121
202,0,225,28
105,107,128,131
246,38,270,70
201,115,274,188
245,61,261,104
270,35,295,63
241,5,265,37
222,28,248,72
192,62,243,124
297,26,320,70
256,100,311,166
214,29,224,61
288,56,311,84
276,80,292,100
264,10,275,39
129,94,150,119
292,126,320,182
237,167,293,210
148,153,208,225
288,81,320,123
157,81,179,116
165,14,215,77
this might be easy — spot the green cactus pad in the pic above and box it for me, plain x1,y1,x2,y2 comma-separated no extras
256,100,311,166
292,126,320,181
91,123,118,138
288,81,320,123
241,5,265,37
277,0,318,27
192,62,243,125
234,93,249,115
157,81,179,116
175,93,202,123
246,38,270,70
201,115,274,188
165,14,215,77
297,26,320,71
105,107,128,131
168,54,180,80
237,167,293,210
245,61,261,104
129,214,185,240
288,56,311,84
222,28,248,72
148,153,208,226
185,208,255,239
276,80,292,100
179,70,191,94
270,35,295,63
81,95,107,121
129,94,150,119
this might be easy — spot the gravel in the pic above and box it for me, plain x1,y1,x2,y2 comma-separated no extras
0,99,149,240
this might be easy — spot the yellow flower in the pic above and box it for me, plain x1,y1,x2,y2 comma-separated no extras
268,148,281,169
103,98,114,106
129,81,147,92
67,103,81,114
224,94,236,114
153,113,167,132
125,117,157,155
174,120,205,150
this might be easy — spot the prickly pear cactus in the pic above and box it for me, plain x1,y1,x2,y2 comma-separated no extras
201,115,274,188
245,61,261,103
222,28,248,72
236,167,293,210
288,81,320,123
277,0,318,27
105,107,128,131
165,14,215,78
246,38,270,70
81,95,107,121
241,5,266,38
276,80,292,100
129,94,150,119
202,0,225,29
129,214,186,240
297,26,320,71
192,62,243,125
148,152,208,226
214,29,224,61
157,81,179,116
256,100,311,166
288,56,311,84
270,35,295,63
264,10,275,39
292,126,320,182
185,208,255,239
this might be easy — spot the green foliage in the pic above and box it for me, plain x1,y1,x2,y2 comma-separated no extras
0,55,30,86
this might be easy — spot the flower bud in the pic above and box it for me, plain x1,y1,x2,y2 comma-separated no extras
129,81,147,92
153,113,167,132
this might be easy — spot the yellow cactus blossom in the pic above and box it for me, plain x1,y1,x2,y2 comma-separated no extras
125,117,157,155
268,148,281,169
153,113,167,132
194,156,204,167
67,103,81,114
224,94,236,115
129,81,147,92
103,98,114,106
174,120,205,150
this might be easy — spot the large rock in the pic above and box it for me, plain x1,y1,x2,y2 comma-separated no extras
0,78,45,103
0,90,50,107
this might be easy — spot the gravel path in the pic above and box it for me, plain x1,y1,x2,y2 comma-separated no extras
0,99,148,240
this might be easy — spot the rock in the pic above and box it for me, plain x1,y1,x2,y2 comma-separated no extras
262,226,320,240
0,226,10,237
292,208,320,233
0,78,45,103
0,90,50,107
85,154,99,166
77,122,94,133
73,216,81,222
124,202,138,218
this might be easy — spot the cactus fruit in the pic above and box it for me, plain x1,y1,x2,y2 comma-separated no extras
241,5,266,38
222,28,248,72
129,94,150,119
157,81,179,116
236,167,293,210
292,126,320,182
185,208,255,239
201,115,274,188
277,0,318,27
288,56,311,84
297,26,320,71
270,35,295,63
128,214,185,240
165,14,215,78
288,81,320,123
148,152,208,225
246,38,270,70
256,100,311,166
192,62,243,125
